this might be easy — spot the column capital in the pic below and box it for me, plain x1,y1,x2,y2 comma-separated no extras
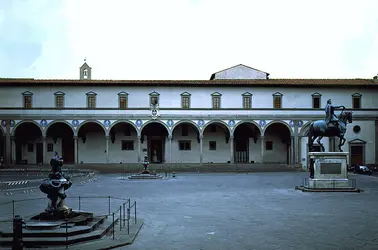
137,135,141,139
199,135,203,139
260,135,265,139
73,136,78,140
229,136,234,139
105,136,109,139
168,135,172,140
10,136,16,141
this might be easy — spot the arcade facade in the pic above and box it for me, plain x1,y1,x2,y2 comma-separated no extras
1,118,300,165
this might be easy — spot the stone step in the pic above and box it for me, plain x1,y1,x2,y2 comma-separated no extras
0,217,118,247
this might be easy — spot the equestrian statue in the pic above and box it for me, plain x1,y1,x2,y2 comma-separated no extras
308,99,353,152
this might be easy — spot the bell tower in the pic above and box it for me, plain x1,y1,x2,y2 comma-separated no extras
80,58,92,80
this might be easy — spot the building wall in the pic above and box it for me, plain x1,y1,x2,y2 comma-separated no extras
213,65,268,79
1,86,377,109
171,126,201,163
78,131,106,164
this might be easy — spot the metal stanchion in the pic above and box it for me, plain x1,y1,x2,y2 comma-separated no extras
127,208,130,234
120,205,122,231
112,213,115,240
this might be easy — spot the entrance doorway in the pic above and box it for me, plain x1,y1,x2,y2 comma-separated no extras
62,138,74,164
148,138,164,163
234,138,249,163
36,143,43,164
350,145,364,165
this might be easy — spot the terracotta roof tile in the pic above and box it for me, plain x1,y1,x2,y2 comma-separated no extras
0,78,376,87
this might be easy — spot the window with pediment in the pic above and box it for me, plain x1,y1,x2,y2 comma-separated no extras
181,92,191,109
54,91,65,109
352,93,361,109
272,92,282,109
149,91,160,106
22,91,33,109
118,92,128,109
242,92,252,109
211,92,222,109
312,92,321,109
86,91,97,108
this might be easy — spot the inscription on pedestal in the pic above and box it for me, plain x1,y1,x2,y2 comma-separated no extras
320,163,341,174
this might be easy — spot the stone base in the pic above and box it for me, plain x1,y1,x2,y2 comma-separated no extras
127,173,163,180
308,178,353,189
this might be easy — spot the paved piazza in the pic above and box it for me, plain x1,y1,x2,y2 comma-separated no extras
1,172,378,250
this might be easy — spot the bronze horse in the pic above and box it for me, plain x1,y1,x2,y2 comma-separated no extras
308,110,353,152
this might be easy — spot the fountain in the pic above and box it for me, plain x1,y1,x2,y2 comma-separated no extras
127,153,163,179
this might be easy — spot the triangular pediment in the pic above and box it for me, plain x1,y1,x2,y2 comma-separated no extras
86,91,97,96
242,92,252,96
272,92,283,96
352,93,362,97
22,91,33,96
180,92,191,96
54,91,65,95
210,64,269,80
149,91,160,96
118,91,129,96
211,92,222,96
349,139,366,144
80,62,92,69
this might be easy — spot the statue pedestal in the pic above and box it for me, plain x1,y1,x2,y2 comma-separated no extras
297,152,360,192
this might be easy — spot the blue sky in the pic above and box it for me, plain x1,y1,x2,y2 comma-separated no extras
0,0,377,80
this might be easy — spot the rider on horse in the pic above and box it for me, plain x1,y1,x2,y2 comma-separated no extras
325,99,345,128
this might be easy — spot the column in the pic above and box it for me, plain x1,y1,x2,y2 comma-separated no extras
105,136,109,164
137,136,141,163
199,135,203,164
11,136,16,165
42,136,46,164
293,123,299,165
5,121,11,166
290,136,294,164
168,135,172,164
260,136,265,163
73,136,78,164
230,136,234,164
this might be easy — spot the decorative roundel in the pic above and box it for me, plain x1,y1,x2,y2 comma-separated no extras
353,125,361,134
197,119,205,127
136,119,143,127
104,120,111,127
1,120,6,127
259,120,266,127
297,120,303,127
289,120,295,127
9,120,15,127
72,120,79,127
167,120,174,127
40,119,48,127
228,120,235,126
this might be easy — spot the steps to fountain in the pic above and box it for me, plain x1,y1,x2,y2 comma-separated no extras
126,173,163,180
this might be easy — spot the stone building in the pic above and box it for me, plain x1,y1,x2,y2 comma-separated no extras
0,63,377,169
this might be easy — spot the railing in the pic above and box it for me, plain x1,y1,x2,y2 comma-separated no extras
0,195,138,247
302,178,357,189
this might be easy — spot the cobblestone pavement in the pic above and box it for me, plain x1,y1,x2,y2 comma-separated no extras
1,172,378,250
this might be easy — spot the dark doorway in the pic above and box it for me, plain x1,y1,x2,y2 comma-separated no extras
351,145,364,165
235,138,249,163
62,138,74,164
16,143,22,163
148,138,164,163
36,143,43,164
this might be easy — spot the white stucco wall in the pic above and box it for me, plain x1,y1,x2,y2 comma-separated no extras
78,132,106,164
171,125,201,163
1,86,377,110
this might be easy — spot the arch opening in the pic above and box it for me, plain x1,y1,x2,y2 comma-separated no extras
233,123,261,163
108,122,138,163
203,122,231,163
263,123,291,164
13,122,43,165
140,122,169,163
77,122,106,164
46,122,75,164
171,122,201,164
